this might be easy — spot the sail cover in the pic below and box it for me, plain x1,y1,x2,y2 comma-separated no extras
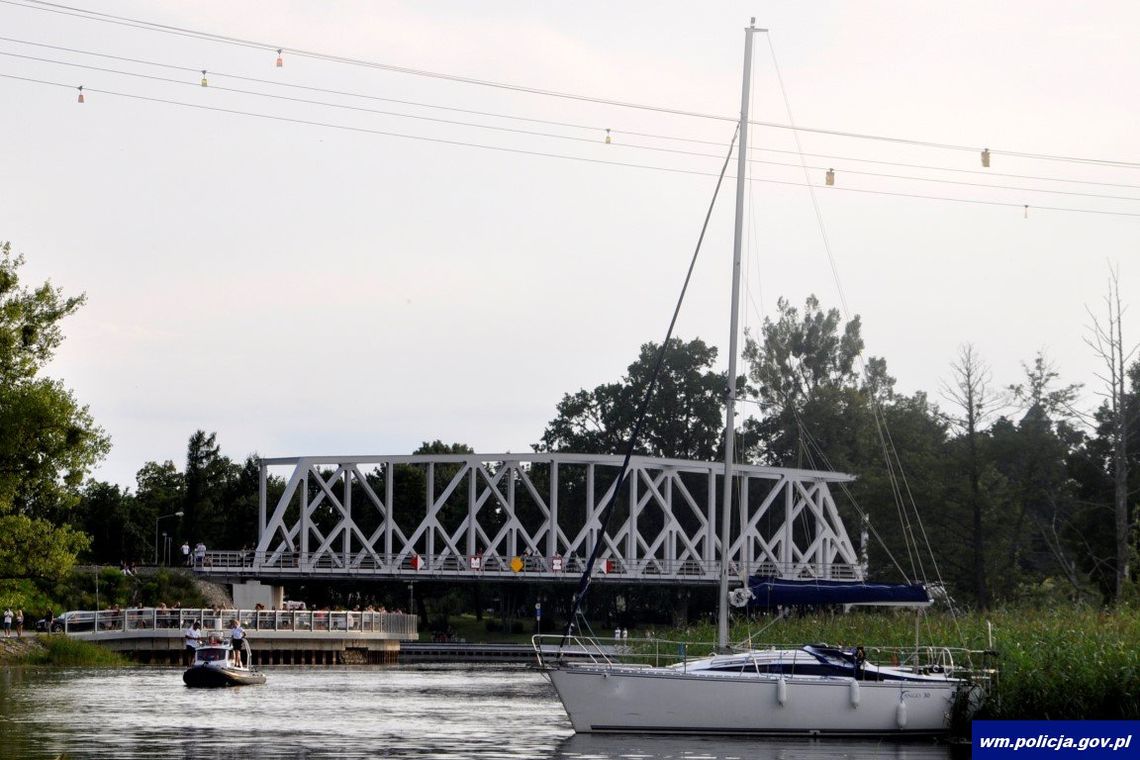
747,576,932,607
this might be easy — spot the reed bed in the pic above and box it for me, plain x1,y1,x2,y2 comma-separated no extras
23,635,129,667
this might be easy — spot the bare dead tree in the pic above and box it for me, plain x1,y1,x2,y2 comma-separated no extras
1084,264,1139,602
941,344,995,609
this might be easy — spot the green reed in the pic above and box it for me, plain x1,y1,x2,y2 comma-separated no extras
23,635,129,667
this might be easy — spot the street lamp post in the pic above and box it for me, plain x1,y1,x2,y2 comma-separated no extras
154,511,184,565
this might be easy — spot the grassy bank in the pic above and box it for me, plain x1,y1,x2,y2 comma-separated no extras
658,607,1140,720
0,635,128,667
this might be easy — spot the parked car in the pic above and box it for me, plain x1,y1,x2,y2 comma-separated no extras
43,611,96,633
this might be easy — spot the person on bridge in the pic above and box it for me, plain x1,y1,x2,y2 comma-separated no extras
183,621,201,666
181,541,190,566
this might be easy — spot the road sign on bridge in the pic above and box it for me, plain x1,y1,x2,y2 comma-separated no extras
198,452,863,585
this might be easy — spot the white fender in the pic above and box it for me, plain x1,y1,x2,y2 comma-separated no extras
896,697,908,728
776,675,787,706
849,678,860,708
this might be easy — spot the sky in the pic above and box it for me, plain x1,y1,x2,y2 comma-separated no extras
3,0,1139,488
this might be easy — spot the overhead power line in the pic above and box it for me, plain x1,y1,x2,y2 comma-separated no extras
5,45,1140,204
5,0,1140,170
4,71,1140,220
7,35,1140,194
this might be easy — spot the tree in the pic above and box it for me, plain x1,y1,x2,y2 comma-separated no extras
183,430,233,544
740,296,949,588
0,241,107,581
941,344,996,609
741,295,868,468
537,337,733,461
744,295,863,411
74,480,152,565
996,353,1087,600
0,514,89,580
1084,267,1139,601
0,242,110,518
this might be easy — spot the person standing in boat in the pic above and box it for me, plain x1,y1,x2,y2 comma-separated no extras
229,618,246,667
183,621,201,666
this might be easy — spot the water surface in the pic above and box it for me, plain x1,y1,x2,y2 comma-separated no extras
0,665,962,759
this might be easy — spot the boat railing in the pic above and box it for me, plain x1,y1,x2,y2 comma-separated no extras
532,634,712,670
859,644,999,686
532,634,998,685
57,607,418,638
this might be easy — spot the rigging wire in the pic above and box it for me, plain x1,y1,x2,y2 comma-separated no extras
6,0,1140,170
764,34,972,652
562,126,740,643
764,33,925,583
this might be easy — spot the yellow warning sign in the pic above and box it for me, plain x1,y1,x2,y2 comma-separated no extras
510,556,523,573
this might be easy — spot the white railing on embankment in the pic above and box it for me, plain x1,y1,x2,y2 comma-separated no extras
54,607,417,639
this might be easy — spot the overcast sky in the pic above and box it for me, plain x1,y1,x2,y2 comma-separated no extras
3,1,1138,488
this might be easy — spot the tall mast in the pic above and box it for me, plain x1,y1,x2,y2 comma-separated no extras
717,18,757,652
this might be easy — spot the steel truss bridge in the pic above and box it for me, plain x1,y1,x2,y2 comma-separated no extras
199,453,864,585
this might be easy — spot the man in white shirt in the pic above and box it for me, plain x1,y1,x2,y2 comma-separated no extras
183,621,201,666
229,619,246,668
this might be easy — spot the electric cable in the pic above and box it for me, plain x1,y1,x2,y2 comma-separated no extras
6,70,1140,218
6,0,1140,170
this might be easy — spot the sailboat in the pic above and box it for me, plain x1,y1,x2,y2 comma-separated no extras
534,21,989,736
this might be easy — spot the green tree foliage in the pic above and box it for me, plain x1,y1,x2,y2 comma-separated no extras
0,242,110,517
0,514,89,580
740,295,954,586
1068,361,1140,599
745,295,864,409
992,355,1088,600
127,439,265,555
537,337,733,460
73,481,152,565
741,295,872,468
0,242,107,583
183,430,232,543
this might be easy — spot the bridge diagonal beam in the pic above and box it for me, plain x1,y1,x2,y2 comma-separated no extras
252,453,861,583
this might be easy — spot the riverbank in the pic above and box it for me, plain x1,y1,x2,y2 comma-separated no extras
0,634,127,667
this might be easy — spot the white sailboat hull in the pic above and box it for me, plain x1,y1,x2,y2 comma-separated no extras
547,664,960,735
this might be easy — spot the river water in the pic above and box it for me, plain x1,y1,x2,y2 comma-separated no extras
0,665,964,759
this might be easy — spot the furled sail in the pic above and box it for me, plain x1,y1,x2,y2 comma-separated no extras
748,576,932,607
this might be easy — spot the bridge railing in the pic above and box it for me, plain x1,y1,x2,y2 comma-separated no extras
192,551,861,582
57,607,417,638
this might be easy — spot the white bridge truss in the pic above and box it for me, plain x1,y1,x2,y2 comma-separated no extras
234,453,863,584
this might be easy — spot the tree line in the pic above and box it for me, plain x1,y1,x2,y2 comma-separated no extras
2,244,1137,610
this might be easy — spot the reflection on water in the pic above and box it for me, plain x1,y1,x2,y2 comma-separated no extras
0,665,962,759
557,733,967,760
